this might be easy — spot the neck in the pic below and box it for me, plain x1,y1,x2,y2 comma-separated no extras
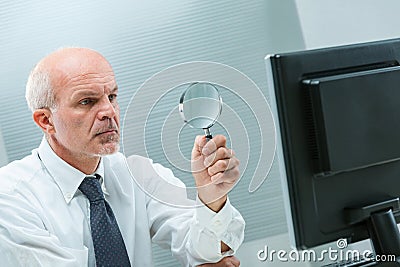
47,137,100,174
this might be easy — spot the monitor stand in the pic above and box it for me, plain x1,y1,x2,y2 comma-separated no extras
345,198,400,266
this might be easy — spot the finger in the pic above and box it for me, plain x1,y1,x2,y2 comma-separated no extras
192,135,207,158
219,256,240,267
202,135,227,156
204,148,235,167
208,157,240,177
230,256,240,266
196,256,240,267
210,166,240,184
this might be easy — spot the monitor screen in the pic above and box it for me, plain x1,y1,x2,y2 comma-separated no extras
266,38,400,259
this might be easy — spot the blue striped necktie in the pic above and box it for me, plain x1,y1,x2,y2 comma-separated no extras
79,175,131,266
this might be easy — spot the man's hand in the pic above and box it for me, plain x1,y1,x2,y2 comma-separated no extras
191,135,240,212
197,256,240,267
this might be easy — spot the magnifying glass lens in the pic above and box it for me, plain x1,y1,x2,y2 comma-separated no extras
179,82,222,139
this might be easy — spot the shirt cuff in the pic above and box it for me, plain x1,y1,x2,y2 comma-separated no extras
194,195,233,238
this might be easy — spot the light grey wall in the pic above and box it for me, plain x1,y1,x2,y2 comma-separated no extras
295,0,400,49
0,128,8,167
0,0,305,266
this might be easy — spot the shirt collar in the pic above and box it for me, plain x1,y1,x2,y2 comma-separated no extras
37,137,107,204
95,160,109,196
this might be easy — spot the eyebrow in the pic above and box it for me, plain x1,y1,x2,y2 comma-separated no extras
71,90,101,100
111,86,118,93
71,86,119,99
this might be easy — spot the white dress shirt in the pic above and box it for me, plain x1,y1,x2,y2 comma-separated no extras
0,138,245,266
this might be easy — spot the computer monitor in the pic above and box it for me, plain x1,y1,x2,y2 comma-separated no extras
266,38,400,260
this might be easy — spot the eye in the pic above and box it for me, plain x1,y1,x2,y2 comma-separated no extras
108,94,117,102
79,99,93,105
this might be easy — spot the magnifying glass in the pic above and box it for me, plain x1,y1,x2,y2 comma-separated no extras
179,82,223,141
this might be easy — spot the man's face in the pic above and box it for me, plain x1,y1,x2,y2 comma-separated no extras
48,53,120,158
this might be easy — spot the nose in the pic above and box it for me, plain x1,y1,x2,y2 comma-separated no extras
97,96,118,121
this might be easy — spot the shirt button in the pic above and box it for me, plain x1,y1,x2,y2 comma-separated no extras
66,193,73,199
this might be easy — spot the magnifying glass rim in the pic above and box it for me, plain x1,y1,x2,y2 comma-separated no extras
179,82,223,129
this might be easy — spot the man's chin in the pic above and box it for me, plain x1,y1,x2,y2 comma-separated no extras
96,143,120,156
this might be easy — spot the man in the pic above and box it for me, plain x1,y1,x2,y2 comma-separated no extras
0,47,244,266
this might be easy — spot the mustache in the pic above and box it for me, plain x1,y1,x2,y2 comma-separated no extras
94,120,119,135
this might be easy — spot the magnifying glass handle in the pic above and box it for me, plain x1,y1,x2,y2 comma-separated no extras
204,128,213,141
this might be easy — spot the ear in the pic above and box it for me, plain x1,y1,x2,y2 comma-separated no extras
33,108,56,134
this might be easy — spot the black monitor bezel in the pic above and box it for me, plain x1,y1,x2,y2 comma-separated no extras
266,38,400,250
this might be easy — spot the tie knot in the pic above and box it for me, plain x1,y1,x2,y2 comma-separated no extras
79,175,104,203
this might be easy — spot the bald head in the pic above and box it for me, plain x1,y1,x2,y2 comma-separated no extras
26,47,113,112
